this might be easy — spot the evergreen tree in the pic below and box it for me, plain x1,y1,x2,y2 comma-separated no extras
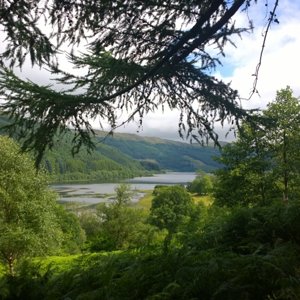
0,1,279,164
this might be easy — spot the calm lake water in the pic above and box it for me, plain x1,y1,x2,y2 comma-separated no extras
52,172,196,204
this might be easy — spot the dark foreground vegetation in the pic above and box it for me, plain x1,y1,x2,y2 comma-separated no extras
1,87,300,299
1,199,300,299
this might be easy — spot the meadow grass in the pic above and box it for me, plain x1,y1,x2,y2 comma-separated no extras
135,189,213,211
31,254,81,274
134,190,153,210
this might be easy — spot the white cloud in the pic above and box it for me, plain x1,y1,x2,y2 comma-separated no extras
219,0,300,110
157,0,300,142
116,0,300,141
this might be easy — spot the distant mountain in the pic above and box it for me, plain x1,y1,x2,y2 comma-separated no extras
0,115,221,183
97,131,221,173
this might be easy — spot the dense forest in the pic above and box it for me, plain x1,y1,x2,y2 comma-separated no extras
42,136,149,183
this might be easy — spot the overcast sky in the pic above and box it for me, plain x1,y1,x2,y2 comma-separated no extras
110,0,300,142
4,0,300,143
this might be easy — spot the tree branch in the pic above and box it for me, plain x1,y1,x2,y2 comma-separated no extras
248,0,280,99
54,0,244,105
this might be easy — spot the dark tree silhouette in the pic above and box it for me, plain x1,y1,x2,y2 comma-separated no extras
0,0,279,165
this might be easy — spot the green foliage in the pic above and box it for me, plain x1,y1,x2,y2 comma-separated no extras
3,85,300,298
264,87,300,201
114,184,133,206
134,190,154,210
214,87,300,207
213,132,276,206
78,211,102,241
0,136,63,275
92,207,156,252
187,173,214,195
4,200,300,299
149,185,194,251
2,189,300,299
40,133,149,183
54,206,86,254
79,184,157,251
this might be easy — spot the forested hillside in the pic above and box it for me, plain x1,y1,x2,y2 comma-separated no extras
41,132,221,182
98,131,221,172
0,115,221,183
42,137,149,183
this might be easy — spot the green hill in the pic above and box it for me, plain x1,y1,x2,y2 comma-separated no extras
0,115,221,183
42,136,149,183
96,131,221,172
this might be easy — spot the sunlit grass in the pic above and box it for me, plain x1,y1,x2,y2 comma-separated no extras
134,190,153,210
32,253,112,274
135,189,214,211
192,194,213,206
32,255,81,274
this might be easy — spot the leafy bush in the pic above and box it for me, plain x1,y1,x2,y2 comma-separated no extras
3,190,300,299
